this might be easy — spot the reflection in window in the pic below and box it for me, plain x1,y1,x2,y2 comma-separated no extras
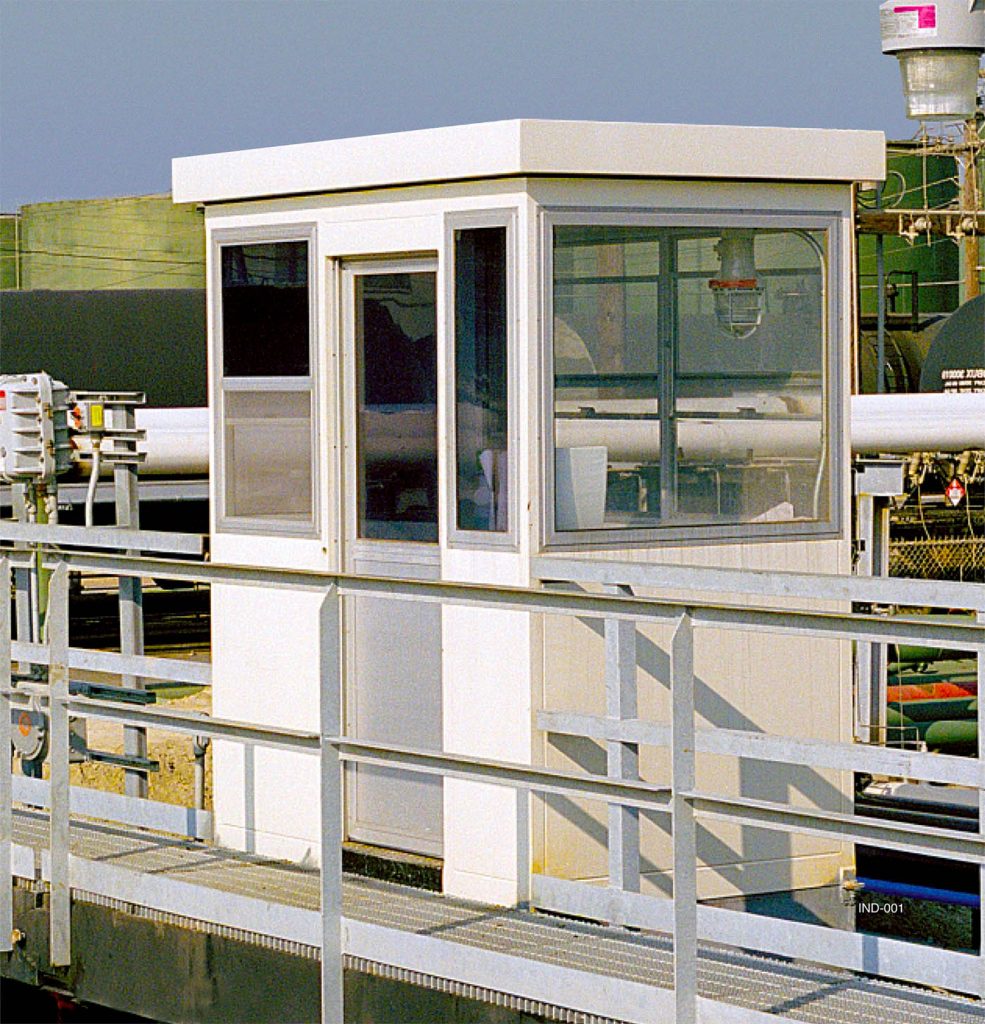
455,227,509,532
221,241,309,377
356,272,438,541
218,238,315,530
223,390,313,520
553,225,827,533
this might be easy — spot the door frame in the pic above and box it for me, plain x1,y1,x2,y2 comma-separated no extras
339,256,444,855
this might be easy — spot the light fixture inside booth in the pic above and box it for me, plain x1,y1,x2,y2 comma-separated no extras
880,1,985,121
709,230,764,339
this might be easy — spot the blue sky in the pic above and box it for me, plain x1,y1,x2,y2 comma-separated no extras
1,1,913,210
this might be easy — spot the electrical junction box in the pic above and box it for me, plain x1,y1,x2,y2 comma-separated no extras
0,373,73,484
71,399,107,434
854,458,907,497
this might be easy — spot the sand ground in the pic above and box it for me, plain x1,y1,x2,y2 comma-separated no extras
18,647,213,811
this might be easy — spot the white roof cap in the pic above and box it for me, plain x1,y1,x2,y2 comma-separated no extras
172,119,886,204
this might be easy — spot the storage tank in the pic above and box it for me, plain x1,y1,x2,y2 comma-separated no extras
920,292,985,390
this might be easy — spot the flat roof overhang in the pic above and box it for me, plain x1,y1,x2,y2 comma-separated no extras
171,119,886,205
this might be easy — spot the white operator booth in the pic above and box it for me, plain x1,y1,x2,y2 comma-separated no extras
172,119,884,906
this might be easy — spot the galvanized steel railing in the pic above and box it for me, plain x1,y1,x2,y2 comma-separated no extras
1,527,984,1024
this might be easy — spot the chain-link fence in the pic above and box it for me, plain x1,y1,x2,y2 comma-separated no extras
890,535,985,582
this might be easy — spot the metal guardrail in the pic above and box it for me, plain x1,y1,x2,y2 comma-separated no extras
1,538,984,1023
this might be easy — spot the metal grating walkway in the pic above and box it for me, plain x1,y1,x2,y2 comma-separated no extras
10,807,985,1024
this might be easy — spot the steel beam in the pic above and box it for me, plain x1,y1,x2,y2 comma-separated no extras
978,609,984,999
689,792,985,863
537,710,984,788
531,874,983,996
671,611,697,1024
12,775,213,841
113,413,149,801
0,520,204,555
533,554,985,613
47,561,71,966
318,588,344,1024
11,640,211,685
334,738,672,814
604,585,640,915
0,557,12,952
56,696,320,753
18,550,984,654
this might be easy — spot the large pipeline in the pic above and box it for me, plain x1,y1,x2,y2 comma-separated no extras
72,392,985,477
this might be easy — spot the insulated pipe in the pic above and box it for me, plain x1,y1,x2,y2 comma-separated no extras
71,392,985,478
851,393,985,454
73,407,209,476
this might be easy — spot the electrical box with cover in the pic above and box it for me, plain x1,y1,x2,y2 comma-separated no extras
0,373,73,485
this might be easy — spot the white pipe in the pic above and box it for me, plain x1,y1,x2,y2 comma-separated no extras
135,407,209,475
70,393,985,481
85,442,101,525
850,393,985,454
73,407,210,476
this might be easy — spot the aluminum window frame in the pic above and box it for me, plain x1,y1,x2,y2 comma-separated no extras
540,207,844,549
443,209,520,550
212,224,320,537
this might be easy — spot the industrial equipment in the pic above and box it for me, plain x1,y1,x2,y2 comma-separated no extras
881,0,985,121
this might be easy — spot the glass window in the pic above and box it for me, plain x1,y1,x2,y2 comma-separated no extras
552,224,828,535
454,227,509,532
223,390,313,520
356,272,438,542
221,241,309,377
217,237,315,530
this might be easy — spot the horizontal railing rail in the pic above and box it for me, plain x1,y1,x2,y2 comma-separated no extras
0,521,205,556
533,553,985,612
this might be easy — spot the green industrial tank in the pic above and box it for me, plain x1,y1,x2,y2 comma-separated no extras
858,146,960,319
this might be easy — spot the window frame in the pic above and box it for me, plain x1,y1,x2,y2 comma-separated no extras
540,207,844,549
444,209,519,550
213,224,320,537
340,255,440,549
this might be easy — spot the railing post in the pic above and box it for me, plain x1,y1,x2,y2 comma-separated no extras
48,560,71,966
854,491,889,742
671,609,697,1024
978,610,984,999
319,585,344,1024
114,404,148,799
604,585,640,919
11,485,34,672
1,557,13,952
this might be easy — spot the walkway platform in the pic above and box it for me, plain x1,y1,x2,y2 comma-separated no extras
7,806,984,1024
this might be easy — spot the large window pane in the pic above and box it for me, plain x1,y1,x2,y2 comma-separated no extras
223,389,313,522
675,229,826,524
553,226,663,530
356,272,438,542
553,225,828,534
221,241,309,376
455,227,509,532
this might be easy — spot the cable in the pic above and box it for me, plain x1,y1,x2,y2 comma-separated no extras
0,245,202,266
85,441,101,529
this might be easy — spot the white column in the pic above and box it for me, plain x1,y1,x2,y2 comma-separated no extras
441,550,533,906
